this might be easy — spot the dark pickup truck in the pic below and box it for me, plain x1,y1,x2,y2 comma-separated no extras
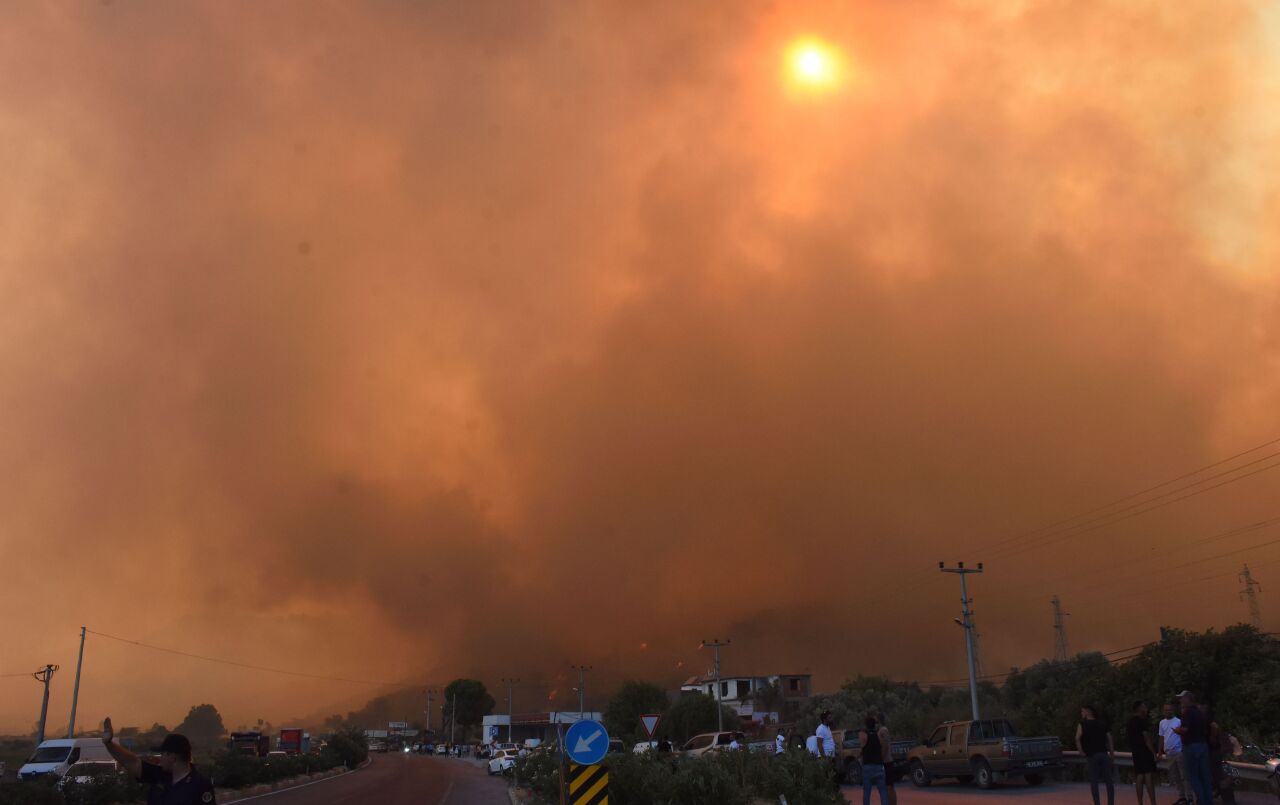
906,719,1061,789
832,729,919,785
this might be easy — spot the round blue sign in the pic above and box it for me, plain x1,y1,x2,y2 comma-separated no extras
564,719,609,766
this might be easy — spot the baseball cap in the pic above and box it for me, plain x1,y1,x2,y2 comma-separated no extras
158,733,193,760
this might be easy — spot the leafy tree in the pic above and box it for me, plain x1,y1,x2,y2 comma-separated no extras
443,679,496,727
323,727,369,769
174,704,226,751
660,693,738,744
604,681,670,745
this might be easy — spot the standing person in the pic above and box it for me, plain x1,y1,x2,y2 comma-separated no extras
878,713,899,805
1128,702,1159,805
775,728,786,755
816,711,836,760
729,735,741,750
859,714,891,805
1205,707,1235,805
1077,704,1116,805
1159,702,1189,805
100,717,216,805
1173,691,1213,805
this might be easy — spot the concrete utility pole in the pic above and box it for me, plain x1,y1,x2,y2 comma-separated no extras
940,562,983,721
33,664,59,745
1240,564,1263,629
1051,596,1071,662
424,689,435,734
67,626,87,738
449,692,456,746
503,678,519,743
700,638,730,732
571,666,591,720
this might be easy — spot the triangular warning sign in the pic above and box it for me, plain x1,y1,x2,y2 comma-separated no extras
640,714,661,738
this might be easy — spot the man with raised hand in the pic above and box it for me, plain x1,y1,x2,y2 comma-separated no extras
101,717,217,804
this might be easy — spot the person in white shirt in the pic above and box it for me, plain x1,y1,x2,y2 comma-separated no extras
1158,701,1189,805
806,734,820,756
816,710,836,758
775,729,786,755
729,737,741,750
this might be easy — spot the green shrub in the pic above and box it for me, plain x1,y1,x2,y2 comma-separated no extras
0,778,64,805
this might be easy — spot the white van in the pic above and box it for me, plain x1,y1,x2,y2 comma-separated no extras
18,738,113,780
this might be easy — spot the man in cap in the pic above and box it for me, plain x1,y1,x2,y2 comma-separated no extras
101,717,217,804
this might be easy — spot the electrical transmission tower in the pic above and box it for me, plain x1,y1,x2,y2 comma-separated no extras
1051,596,1071,661
1239,564,1262,629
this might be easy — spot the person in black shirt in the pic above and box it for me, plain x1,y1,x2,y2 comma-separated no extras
1126,702,1158,805
1173,692,1213,805
101,717,216,805
1076,704,1115,805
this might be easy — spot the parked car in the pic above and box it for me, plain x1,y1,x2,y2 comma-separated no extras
488,748,520,775
19,739,113,781
906,719,1061,789
682,732,746,758
434,744,449,755
369,742,388,753
832,728,919,785
56,761,122,790
633,740,659,754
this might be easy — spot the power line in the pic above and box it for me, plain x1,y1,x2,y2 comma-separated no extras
86,629,413,687
988,455,1280,561
977,437,1280,557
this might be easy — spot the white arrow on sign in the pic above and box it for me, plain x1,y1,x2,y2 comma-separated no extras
640,715,661,738
573,728,604,756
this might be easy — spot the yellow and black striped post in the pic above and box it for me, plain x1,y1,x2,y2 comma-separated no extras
567,762,609,804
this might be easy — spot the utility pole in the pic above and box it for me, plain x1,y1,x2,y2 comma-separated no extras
700,639,730,732
68,626,87,738
940,562,983,721
503,678,519,743
424,689,435,734
449,692,456,746
571,666,591,720
1240,564,1263,629
33,664,59,745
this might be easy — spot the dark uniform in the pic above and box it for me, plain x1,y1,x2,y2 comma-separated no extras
139,761,217,805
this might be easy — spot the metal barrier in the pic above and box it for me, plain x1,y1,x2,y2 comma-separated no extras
1062,750,1271,783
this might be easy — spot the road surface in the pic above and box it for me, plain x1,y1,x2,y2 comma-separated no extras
842,779,1277,805
234,753,509,805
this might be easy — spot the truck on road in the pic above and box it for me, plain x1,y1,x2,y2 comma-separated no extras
228,732,270,757
905,719,1061,789
833,729,919,785
277,728,310,755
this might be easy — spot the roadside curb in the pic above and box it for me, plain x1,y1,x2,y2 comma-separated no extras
216,756,373,802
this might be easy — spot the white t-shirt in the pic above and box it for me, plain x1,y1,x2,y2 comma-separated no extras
806,735,819,756
1159,717,1183,754
775,735,785,754
729,739,740,750
816,723,835,757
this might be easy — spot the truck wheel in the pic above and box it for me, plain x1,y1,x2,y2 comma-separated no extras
974,759,995,790
844,760,862,785
910,761,932,788
1025,774,1045,786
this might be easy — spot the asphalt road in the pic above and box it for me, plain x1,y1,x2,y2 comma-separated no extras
234,753,509,805
841,779,1278,805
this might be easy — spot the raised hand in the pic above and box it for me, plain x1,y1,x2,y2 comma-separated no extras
102,717,114,744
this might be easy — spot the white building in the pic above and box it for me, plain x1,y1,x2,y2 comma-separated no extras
679,673,812,722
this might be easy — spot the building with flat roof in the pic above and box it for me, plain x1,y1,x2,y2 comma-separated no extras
481,711,603,746
679,673,811,723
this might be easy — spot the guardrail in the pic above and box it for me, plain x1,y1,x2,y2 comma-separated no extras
1062,750,1272,783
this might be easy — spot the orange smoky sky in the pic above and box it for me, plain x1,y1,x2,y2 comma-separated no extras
2,1,1280,734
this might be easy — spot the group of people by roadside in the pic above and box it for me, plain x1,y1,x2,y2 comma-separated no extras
1077,690,1239,805
783,709,898,805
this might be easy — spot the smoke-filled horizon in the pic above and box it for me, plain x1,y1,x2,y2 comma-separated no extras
2,0,1279,734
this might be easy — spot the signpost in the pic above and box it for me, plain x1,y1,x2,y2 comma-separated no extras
564,719,609,766
639,714,661,739
562,719,609,803
568,762,610,804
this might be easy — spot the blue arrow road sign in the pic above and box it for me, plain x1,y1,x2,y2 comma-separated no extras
564,719,609,766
